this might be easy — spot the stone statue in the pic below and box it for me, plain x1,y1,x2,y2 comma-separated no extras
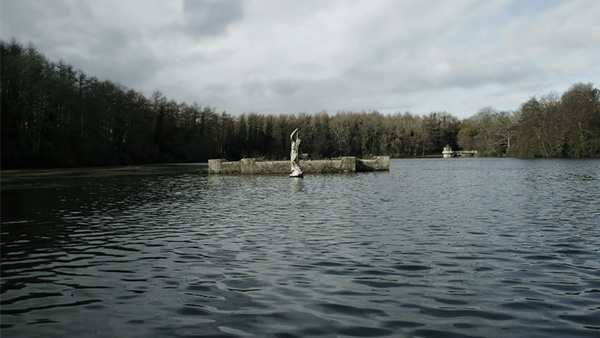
289,128,303,177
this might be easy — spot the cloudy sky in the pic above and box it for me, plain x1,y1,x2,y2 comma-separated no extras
2,0,599,118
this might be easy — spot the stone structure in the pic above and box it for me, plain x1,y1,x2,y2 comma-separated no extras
289,128,303,177
208,156,390,175
443,144,454,158
442,144,478,158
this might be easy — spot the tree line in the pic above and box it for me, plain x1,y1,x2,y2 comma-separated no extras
2,40,599,169
459,84,600,158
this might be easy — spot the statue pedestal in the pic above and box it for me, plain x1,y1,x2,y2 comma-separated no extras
289,169,303,178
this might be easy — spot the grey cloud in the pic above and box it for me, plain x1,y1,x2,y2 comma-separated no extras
1,0,44,41
1,0,165,90
83,29,162,86
180,0,243,38
89,29,130,56
1,0,94,50
273,80,301,96
82,51,161,90
241,78,301,99
3,0,598,118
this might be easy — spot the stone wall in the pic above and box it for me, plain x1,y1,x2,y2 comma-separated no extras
357,156,390,171
208,156,390,175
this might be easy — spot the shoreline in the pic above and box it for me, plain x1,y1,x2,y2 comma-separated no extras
1,164,208,190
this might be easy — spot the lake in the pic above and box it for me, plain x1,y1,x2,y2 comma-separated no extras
1,159,599,337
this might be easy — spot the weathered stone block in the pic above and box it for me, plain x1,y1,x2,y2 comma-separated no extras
340,157,356,172
240,158,256,174
358,156,390,171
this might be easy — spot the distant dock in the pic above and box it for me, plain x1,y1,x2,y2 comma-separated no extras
208,156,390,175
442,145,477,158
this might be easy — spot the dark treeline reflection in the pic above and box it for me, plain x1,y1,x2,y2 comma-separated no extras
2,40,599,169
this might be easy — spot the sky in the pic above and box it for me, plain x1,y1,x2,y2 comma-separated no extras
2,0,599,119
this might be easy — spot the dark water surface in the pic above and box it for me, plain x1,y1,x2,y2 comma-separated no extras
2,159,599,337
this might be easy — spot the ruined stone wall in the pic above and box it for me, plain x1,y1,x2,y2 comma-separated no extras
208,156,390,175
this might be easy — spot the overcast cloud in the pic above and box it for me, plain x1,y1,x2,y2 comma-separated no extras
2,0,599,118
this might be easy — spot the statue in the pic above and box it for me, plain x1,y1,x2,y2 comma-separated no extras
289,128,303,177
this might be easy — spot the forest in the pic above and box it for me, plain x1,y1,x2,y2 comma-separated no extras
2,40,599,169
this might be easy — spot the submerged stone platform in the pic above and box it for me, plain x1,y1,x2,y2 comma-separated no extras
208,156,390,175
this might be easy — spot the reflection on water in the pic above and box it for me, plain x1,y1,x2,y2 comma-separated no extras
2,159,600,337
290,177,304,195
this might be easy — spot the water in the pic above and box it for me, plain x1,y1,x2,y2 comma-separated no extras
1,159,599,337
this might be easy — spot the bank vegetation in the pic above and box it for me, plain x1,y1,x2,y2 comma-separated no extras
2,40,599,169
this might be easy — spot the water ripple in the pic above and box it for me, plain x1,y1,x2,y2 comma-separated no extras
2,159,600,337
